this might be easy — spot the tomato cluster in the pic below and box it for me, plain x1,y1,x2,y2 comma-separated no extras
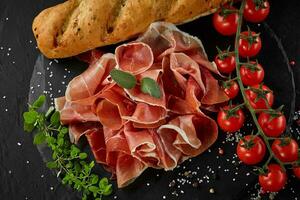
213,0,300,193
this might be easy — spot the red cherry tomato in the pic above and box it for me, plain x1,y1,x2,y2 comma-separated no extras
223,81,239,99
215,54,236,74
217,105,245,133
293,166,300,179
259,164,287,192
239,31,262,58
237,135,266,165
213,6,238,36
258,112,286,137
272,138,299,162
240,62,265,86
244,0,270,23
245,84,274,110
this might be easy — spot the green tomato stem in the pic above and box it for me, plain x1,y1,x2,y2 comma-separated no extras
234,0,285,171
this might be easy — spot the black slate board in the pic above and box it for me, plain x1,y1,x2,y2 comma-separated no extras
0,0,300,200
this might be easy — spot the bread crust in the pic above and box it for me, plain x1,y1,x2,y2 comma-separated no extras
33,0,229,58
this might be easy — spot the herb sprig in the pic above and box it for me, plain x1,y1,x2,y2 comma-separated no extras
23,95,112,200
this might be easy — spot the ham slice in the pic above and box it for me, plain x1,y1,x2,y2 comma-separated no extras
115,42,154,75
55,22,228,188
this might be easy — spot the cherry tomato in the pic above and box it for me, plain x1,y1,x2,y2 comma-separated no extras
215,54,236,74
259,164,287,192
213,6,238,36
217,105,245,132
258,112,286,137
244,0,270,23
272,138,299,162
239,31,262,58
293,166,300,179
237,135,266,165
245,84,274,110
223,81,239,99
240,62,265,86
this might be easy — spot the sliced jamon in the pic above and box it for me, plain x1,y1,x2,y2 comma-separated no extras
55,22,229,189
65,53,116,101
169,52,205,92
68,122,101,144
158,114,218,157
56,97,99,124
76,49,104,64
85,127,106,164
116,153,147,188
201,68,229,105
103,127,131,168
96,87,135,130
123,123,159,168
115,42,154,75
132,119,166,129
122,103,167,125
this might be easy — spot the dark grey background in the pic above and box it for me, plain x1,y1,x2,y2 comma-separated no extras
0,0,299,200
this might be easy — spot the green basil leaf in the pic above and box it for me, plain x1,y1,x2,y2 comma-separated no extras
50,111,60,126
88,186,100,193
32,95,46,109
110,69,136,89
140,77,161,98
79,152,88,160
46,161,57,169
24,122,35,132
23,110,39,124
33,132,46,145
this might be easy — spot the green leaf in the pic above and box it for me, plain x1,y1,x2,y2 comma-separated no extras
50,111,60,126
52,152,58,160
24,122,35,132
65,161,73,169
60,127,68,134
70,145,80,158
79,153,88,160
99,177,109,188
91,174,99,184
32,95,46,109
110,69,136,89
88,186,100,193
89,161,95,168
82,194,88,200
57,138,64,146
102,184,113,196
23,111,39,124
46,161,57,169
45,106,55,119
33,132,46,145
140,77,161,98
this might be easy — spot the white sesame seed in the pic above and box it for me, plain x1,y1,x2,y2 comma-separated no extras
17,142,21,146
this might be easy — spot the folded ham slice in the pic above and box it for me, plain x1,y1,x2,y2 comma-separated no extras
55,22,228,188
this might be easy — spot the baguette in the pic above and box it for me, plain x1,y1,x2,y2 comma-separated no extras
33,0,229,58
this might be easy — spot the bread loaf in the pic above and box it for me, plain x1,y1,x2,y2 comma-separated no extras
33,0,229,58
